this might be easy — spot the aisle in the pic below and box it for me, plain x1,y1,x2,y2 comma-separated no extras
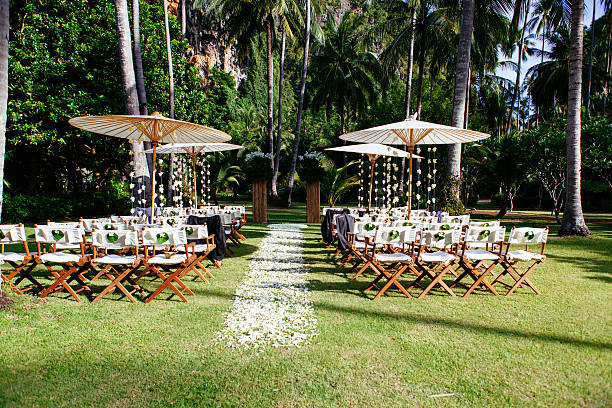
217,224,319,350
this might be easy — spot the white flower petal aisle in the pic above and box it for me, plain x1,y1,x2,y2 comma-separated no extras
217,224,319,350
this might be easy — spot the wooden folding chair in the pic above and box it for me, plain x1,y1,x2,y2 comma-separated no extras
90,229,143,303
224,206,247,240
409,230,460,298
365,227,419,300
140,227,197,303
177,224,216,282
47,221,85,252
0,224,39,295
492,227,548,296
451,226,506,297
34,226,91,302
347,221,385,280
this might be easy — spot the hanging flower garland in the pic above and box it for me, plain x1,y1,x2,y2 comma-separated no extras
358,158,364,208
392,159,399,206
431,147,437,210
426,147,432,209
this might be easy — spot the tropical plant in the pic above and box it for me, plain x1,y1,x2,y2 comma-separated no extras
211,164,242,205
321,161,360,207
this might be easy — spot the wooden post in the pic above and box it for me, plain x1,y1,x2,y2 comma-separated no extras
252,180,267,223
306,180,320,223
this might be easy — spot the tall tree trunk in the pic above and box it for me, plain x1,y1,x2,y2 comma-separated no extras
585,0,596,118
415,39,425,119
181,0,187,39
164,0,176,206
464,67,471,128
132,0,155,201
560,0,590,236
271,29,286,199
537,21,545,127
604,33,611,114
287,0,311,207
399,9,416,193
447,0,475,195
0,0,7,221
266,16,274,170
114,0,150,203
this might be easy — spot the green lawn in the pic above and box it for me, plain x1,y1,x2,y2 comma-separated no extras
0,209,611,407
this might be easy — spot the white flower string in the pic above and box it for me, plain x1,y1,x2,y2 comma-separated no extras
216,224,318,351
358,159,364,208
206,162,211,204
432,147,437,210
415,147,422,209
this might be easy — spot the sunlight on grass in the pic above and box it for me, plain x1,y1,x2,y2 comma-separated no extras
0,209,610,407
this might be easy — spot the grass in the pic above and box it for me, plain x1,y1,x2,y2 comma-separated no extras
0,208,611,407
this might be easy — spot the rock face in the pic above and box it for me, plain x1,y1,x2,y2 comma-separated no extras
169,0,246,87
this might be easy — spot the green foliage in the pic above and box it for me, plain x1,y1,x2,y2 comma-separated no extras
297,152,325,183
321,161,360,207
244,152,274,182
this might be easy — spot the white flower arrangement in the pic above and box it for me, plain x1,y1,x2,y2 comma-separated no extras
246,152,274,161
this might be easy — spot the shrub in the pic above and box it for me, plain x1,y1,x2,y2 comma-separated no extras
244,152,274,182
297,152,326,183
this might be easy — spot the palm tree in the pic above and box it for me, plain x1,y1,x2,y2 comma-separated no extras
199,0,275,168
0,0,7,220
321,161,361,207
310,11,382,133
113,0,150,202
526,25,571,116
163,0,176,203
559,0,590,236
529,0,570,124
287,0,315,207
447,0,476,196
505,28,537,132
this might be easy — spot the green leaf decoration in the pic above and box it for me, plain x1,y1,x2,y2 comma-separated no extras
185,227,194,236
104,224,116,230
364,223,376,232
107,232,119,243
441,224,451,230
404,215,410,220
524,231,535,240
52,230,64,240
0,230,5,240
434,232,445,242
170,210,177,216
156,232,169,244
402,222,413,227
371,215,377,221
168,218,176,226
452,218,459,223
483,222,490,227
388,230,400,241
479,229,491,239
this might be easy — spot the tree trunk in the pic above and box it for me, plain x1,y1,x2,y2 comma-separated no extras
113,0,150,203
266,16,274,169
536,21,545,127
287,0,311,207
415,39,425,119
464,67,471,128
181,0,187,39
559,0,590,236
447,0,475,194
271,29,286,200
584,0,596,118
604,34,610,114
0,0,7,221
132,0,154,199
399,9,416,193
163,0,175,205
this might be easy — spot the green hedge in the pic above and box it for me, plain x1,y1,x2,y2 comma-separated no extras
2,193,129,223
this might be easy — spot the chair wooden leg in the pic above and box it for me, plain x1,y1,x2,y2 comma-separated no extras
372,264,411,300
